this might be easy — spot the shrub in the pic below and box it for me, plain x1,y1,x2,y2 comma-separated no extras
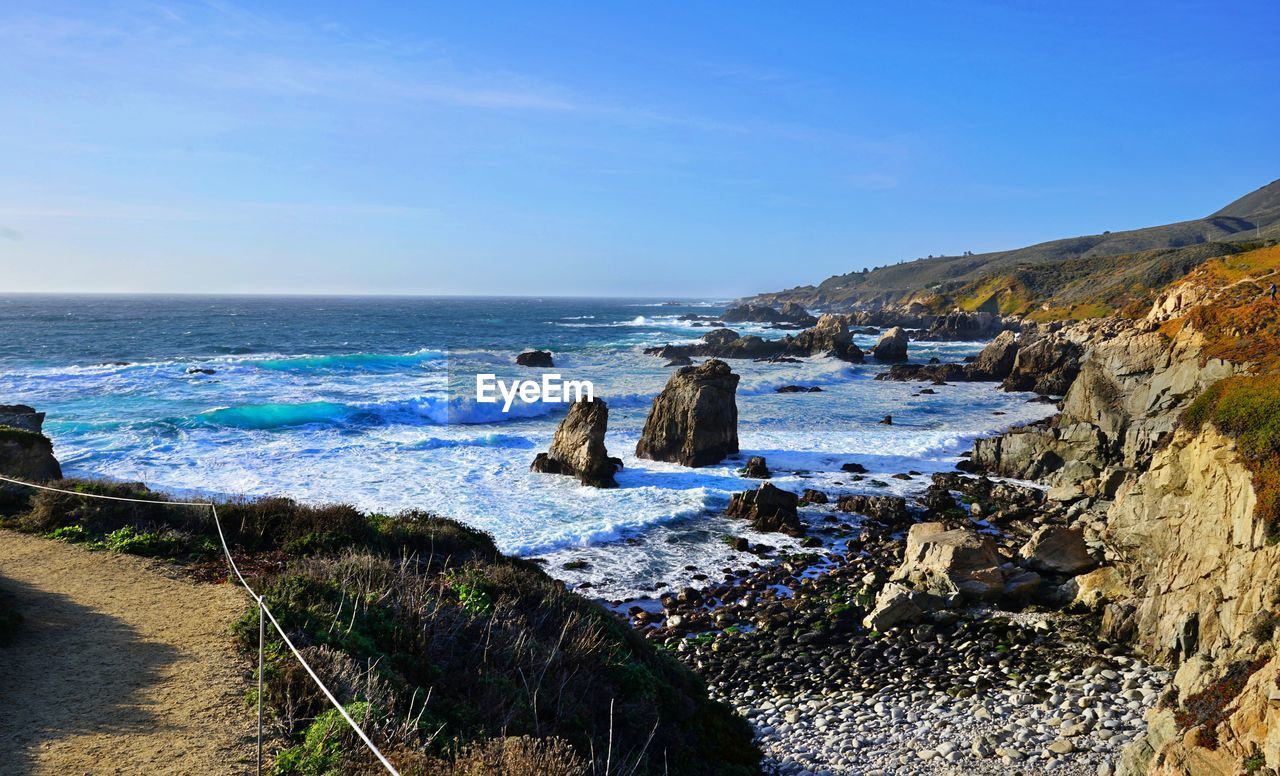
1173,657,1267,748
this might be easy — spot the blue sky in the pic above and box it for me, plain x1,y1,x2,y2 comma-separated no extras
1,1,1277,297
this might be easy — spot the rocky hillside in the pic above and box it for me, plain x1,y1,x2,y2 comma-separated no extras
746,179,1280,316
960,242,1280,774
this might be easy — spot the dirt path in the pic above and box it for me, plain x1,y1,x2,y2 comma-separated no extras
0,530,259,775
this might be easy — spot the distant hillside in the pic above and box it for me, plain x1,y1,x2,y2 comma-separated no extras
748,178,1280,315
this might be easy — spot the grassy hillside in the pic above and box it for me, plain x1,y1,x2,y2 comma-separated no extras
0,481,760,776
750,178,1280,315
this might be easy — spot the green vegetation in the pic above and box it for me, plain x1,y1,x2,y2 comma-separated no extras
0,425,47,449
0,478,760,775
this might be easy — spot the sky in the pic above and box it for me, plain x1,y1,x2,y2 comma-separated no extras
1,1,1278,297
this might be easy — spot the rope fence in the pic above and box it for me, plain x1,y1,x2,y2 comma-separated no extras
0,474,401,776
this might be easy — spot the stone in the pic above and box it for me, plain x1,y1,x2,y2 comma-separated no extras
892,522,1005,600
0,422,63,482
872,327,909,362
530,398,621,487
725,482,804,536
800,489,828,504
1018,525,1095,575
1062,566,1130,610
863,583,935,631
636,359,739,467
835,494,910,525
515,349,554,367
790,314,864,362
0,405,45,434
970,330,1020,380
1002,332,1081,396
741,456,771,479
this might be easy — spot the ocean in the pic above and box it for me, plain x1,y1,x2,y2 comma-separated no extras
0,295,1055,598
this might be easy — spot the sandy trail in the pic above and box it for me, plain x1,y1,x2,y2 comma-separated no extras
0,530,258,775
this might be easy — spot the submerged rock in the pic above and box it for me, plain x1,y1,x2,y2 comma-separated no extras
531,398,620,487
516,350,554,367
726,482,804,536
636,359,739,467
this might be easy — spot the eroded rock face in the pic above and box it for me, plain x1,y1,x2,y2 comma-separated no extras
892,522,1004,601
0,405,45,434
1002,333,1081,396
872,326,908,362
516,350,554,367
1107,426,1280,773
921,311,1009,341
740,456,771,479
0,416,62,483
725,482,803,536
530,398,620,487
636,359,739,467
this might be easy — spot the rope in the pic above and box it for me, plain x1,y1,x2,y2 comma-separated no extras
0,474,402,776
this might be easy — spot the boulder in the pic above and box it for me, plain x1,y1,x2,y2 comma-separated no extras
725,483,804,536
970,331,1020,380
1017,525,1095,575
530,398,620,487
800,489,828,504
893,522,1005,600
863,583,944,632
516,350,554,367
636,359,739,467
1002,570,1042,602
872,326,909,362
740,456,771,479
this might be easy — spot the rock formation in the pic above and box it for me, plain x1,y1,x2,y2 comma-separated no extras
516,350,554,367
740,456,771,479
969,330,1020,380
636,359,739,467
787,314,864,362
645,314,863,363
872,326,908,362
1017,525,1095,575
721,303,817,327
0,405,62,482
1001,332,1081,396
725,482,803,536
892,522,1005,601
530,398,621,487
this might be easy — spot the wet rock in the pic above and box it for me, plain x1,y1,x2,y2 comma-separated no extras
789,314,864,362
835,494,910,525
800,489,828,504
530,397,621,487
741,456,772,479
776,385,822,393
726,482,804,536
841,462,868,474
516,349,554,367
636,359,739,467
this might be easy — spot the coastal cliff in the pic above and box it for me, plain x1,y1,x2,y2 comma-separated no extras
960,243,1280,774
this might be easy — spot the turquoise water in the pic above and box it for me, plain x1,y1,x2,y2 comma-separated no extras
0,295,1054,597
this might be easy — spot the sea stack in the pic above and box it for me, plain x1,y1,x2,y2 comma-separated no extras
636,359,739,467
872,326,909,362
531,397,621,487
0,404,63,481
